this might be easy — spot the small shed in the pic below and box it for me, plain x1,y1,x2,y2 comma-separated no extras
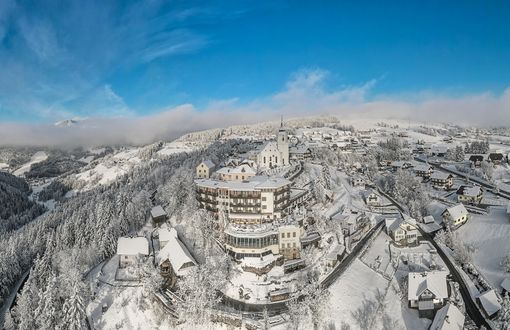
151,205,167,224
269,288,290,302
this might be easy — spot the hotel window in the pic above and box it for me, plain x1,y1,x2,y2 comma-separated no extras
293,232,296,237
287,233,290,238
281,233,285,238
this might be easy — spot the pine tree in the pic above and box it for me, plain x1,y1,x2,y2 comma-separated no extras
36,273,62,330
13,276,40,330
61,280,87,330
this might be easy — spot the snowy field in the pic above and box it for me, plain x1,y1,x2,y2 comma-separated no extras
13,151,48,176
327,258,431,330
456,206,510,290
327,226,444,330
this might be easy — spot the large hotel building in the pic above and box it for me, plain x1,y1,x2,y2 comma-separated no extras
195,173,303,259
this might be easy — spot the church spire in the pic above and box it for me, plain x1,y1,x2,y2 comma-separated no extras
280,115,283,128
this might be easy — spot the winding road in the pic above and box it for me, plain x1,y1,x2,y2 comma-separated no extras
377,187,493,329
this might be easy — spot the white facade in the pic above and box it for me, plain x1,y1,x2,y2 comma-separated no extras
196,160,215,179
256,125,289,169
278,225,302,259
116,237,149,268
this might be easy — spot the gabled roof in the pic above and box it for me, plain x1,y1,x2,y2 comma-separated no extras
116,237,149,256
157,228,197,276
216,163,257,176
289,145,311,154
430,303,465,330
478,289,501,317
200,160,216,168
501,278,510,293
414,164,433,172
158,226,172,243
431,171,452,180
488,153,504,161
150,205,167,219
442,204,468,220
469,155,484,162
456,185,482,197
408,271,449,301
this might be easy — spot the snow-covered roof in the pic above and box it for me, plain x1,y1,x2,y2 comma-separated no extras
442,204,468,220
116,237,149,256
501,278,510,293
386,216,416,233
195,175,291,191
216,164,256,176
414,164,433,172
150,205,167,219
385,217,399,232
289,145,310,154
423,215,435,224
478,289,501,317
157,228,197,276
158,226,172,244
431,145,449,154
200,160,216,169
408,271,448,301
456,185,482,197
431,171,452,180
430,303,465,330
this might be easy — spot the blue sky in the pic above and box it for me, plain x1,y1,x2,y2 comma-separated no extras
0,0,509,123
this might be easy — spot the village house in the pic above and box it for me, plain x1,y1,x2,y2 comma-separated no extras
196,160,216,179
385,216,420,245
350,176,365,187
408,271,449,318
157,228,197,288
456,185,483,205
150,205,167,224
332,209,359,236
430,171,453,190
477,289,501,319
116,237,149,268
414,164,434,179
326,245,346,267
289,145,312,161
390,160,414,171
488,153,505,165
469,155,484,167
278,225,302,260
362,189,381,207
442,204,469,228
216,163,257,182
431,145,449,157
430,303,465,330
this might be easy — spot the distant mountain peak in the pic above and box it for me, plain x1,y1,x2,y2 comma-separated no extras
54,119,81,127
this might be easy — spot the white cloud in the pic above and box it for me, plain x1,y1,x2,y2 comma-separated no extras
1,68,509,147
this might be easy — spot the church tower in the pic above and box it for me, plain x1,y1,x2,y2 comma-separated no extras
277,116,289,166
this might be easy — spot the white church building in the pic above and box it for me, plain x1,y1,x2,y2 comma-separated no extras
256,121,290,169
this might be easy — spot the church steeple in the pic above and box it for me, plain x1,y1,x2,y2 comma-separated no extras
280,115,283,128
